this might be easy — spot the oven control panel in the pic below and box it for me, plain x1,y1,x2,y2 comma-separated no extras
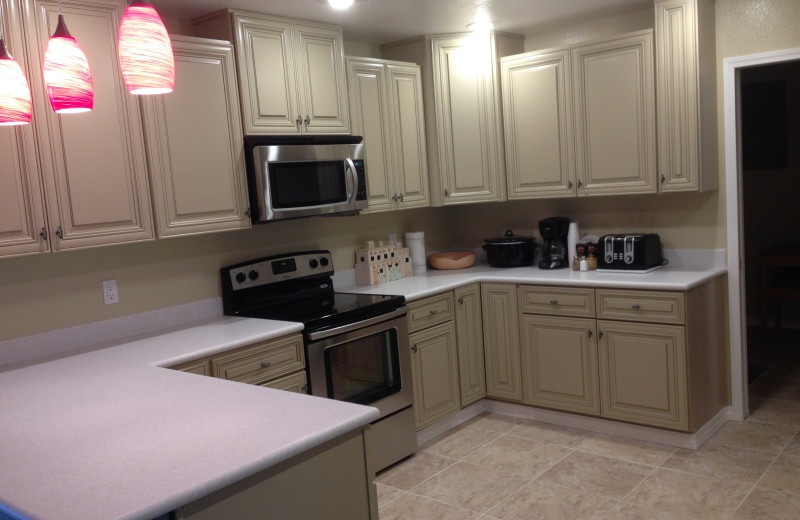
225,251,333,290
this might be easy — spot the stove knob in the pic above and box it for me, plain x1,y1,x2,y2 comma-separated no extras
320,257,329,267
248,270,259,281
309,259,319,269
235,272,247,284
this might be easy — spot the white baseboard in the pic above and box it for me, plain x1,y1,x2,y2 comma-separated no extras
417,400,732,451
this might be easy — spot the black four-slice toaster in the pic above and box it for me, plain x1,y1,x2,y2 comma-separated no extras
598,234,664,270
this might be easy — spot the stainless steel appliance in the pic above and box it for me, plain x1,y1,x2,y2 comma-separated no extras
221,251,415,471
539,217,571,269
244,136,368,222
598,234,665,271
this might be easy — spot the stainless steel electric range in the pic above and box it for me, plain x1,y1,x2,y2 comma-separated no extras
221,250,416,471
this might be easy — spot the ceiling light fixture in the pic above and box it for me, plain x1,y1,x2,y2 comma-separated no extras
0,4,32,125
43,1,93,113
329,0,355,10
118,0,174,95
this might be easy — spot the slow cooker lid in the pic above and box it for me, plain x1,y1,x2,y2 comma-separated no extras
484,229,536,245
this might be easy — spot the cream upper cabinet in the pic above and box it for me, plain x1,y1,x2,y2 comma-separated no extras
572,30,657,196
17,0,153,251
454,283,486,407
481,282,522,401
345,57,428,212
655,0,717,192
382,32,523,206
140,36,250,238
0,0,48,257
501,49,576,199
194,10,349,135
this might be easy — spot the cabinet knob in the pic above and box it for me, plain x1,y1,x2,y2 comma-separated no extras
40,228,48,241
661,174,666,184
631,304,642,310
411,345,418,353
588,329,593,338
577,180,583,189
549,299,559,305
567,180,573,189
444,189,450,198
429,309,438,315
304,115,311,125
598,331,604,339
391,194,398,202
458,297,464,305
398,193,404,202
260,361,271,368
296,115,302,126
55,225,64,239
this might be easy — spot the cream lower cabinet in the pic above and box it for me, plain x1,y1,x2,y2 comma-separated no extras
655,0,717,192
572,30,657,196
409,321,460,430
177,428,376,520
597,320,687,429
141,36,250,238
1,0,153,255
521,315,600,415
345,57,428,212
454,284,486,407
382,32,523,206
193,10,349,135
481,283,522,401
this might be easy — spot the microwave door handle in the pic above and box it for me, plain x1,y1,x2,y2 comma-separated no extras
345,158,357,202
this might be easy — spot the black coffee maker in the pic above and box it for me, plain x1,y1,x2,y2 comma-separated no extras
539,217,571,269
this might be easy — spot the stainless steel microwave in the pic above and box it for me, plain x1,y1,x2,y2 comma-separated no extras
244,135,368,223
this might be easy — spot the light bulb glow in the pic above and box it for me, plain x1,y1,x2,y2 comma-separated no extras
43,20,94,114
118,2,174,95
0,40,33,125
329,0,354,9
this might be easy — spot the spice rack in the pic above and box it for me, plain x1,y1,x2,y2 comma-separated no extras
355,241,411,285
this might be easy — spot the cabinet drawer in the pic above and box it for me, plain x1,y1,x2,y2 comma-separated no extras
211,334,305,384
407,292,454,332
596,290,685,325
259,371,308,394
519,286,595,317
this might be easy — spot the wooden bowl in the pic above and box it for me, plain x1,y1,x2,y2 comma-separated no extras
428,251,476,270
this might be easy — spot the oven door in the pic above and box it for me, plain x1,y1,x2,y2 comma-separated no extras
305,308,412,419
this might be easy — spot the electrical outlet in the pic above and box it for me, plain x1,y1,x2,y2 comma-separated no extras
102,279,119,305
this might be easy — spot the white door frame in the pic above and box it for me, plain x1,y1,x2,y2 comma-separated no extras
724,47,800,421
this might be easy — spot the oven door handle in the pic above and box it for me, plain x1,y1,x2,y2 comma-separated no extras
306,306,407,342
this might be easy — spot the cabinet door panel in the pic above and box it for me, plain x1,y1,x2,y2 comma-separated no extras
454,284,486,407
598,320,688,430
521,315,600,415
26,0,153,249
410,322,460,430
346,59,394,212
388,65,429,209
481,283,522,401
234,14,298,134
573,31,657,196
143,37,250,237
293,23,349,134
502,49,575,199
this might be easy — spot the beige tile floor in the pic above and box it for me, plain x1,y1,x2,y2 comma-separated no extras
376,338,800,519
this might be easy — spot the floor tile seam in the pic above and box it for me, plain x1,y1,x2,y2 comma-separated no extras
571,446,666,469
377,488,408,508
399,488,486,516
503,429,587,451
727,450,785,515
745,415,800,429
595,459,660,519
650,464,767,489
398,453,462,490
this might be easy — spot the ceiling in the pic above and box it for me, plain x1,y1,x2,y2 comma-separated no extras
152,0,652,45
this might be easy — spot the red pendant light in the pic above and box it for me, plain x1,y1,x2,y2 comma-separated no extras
43,13,94,113
0,38,32,125
118,0,174,95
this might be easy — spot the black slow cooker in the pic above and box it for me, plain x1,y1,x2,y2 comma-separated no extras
483,230,537,267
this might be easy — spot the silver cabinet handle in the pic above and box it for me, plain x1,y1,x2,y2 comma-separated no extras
304,115,311,125
631,304,642,310
296,115,302,126
55,225,64,239
549,299,558,305
40,228,48,241
260,361,271,368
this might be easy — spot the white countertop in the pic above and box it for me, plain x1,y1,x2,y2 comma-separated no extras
338,260,727,302
0,317,379,520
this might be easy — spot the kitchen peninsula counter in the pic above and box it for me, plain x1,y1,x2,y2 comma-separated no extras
0,317,379,520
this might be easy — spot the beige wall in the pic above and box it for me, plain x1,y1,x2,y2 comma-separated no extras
4,1,800,344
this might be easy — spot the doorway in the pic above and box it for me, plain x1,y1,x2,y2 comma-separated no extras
725,48,800,421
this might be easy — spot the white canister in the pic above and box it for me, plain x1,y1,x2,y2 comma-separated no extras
567,221,580,261
404,231,427,275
